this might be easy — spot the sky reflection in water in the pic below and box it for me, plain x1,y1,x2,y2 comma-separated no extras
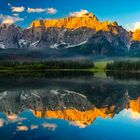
0,109,140,140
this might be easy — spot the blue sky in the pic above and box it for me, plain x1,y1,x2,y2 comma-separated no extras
0,0,140,30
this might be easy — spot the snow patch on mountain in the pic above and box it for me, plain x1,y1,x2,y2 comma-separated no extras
19,39,30,48
65,90,86,99
30,41,40,48
50,41,87,49
65,41,87,48
0,91,7,100
0,42,5,49
50,43,59,49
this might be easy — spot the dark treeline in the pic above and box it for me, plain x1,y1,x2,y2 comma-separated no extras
106,71,140,80
106,61,140,72
0,60,94,71
106,61,140,80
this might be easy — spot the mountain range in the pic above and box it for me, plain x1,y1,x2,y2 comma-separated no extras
0,12,140,57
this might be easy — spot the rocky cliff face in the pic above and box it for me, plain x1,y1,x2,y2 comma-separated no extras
133,29,140,41
31,13,100,30
129,30,140,55
0,24,21,48
0,12,138,56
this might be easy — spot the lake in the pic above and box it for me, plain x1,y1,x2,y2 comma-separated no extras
0,73,140,140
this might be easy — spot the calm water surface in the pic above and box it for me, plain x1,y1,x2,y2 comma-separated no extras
0,74,140,140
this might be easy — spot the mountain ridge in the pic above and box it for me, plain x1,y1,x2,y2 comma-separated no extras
30,13,112,31
0,12,140,57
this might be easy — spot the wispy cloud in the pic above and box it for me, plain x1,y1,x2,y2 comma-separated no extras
17,126,29,131
69,121,86,128
128,109,140,120
27,8,46,13
122,109,140,120
6,114,18,121
31,125,38,130
27,7,57,14
8,3,25,13
11,6,25,13
0,14,24,24
13,13,19,17
126,21,140,31
8,3,11,6
69,9,89,17
42,123,57,131
47,8,57,14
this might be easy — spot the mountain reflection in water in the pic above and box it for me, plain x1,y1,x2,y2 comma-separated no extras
0,75,140,140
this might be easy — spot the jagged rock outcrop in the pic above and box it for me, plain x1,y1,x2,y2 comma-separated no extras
129,30,140,55
130,97,140,113
31,13,100,30
133,29,140,41
33,107,115,126
0,24,21,48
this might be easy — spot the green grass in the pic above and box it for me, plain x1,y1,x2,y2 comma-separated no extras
90,60,112,71
88,60,113,78
95,61,107,70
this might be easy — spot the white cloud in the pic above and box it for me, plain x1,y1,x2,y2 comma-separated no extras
126,21,140,31
27,8,46,13
17,126,28,131
6,114,18,121
128,109,140,120
27,7,57,14
42,123,57,131
130,111,140,120
13,13,19,17
133,22,140,30
69,121,86,128
31,125,38,130
122,109,140,120
11,6,25,13
0,14,24,24
69,9,89,17
47,8,57,14
8,3,11,6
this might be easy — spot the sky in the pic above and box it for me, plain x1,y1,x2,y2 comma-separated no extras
0,0,140,30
